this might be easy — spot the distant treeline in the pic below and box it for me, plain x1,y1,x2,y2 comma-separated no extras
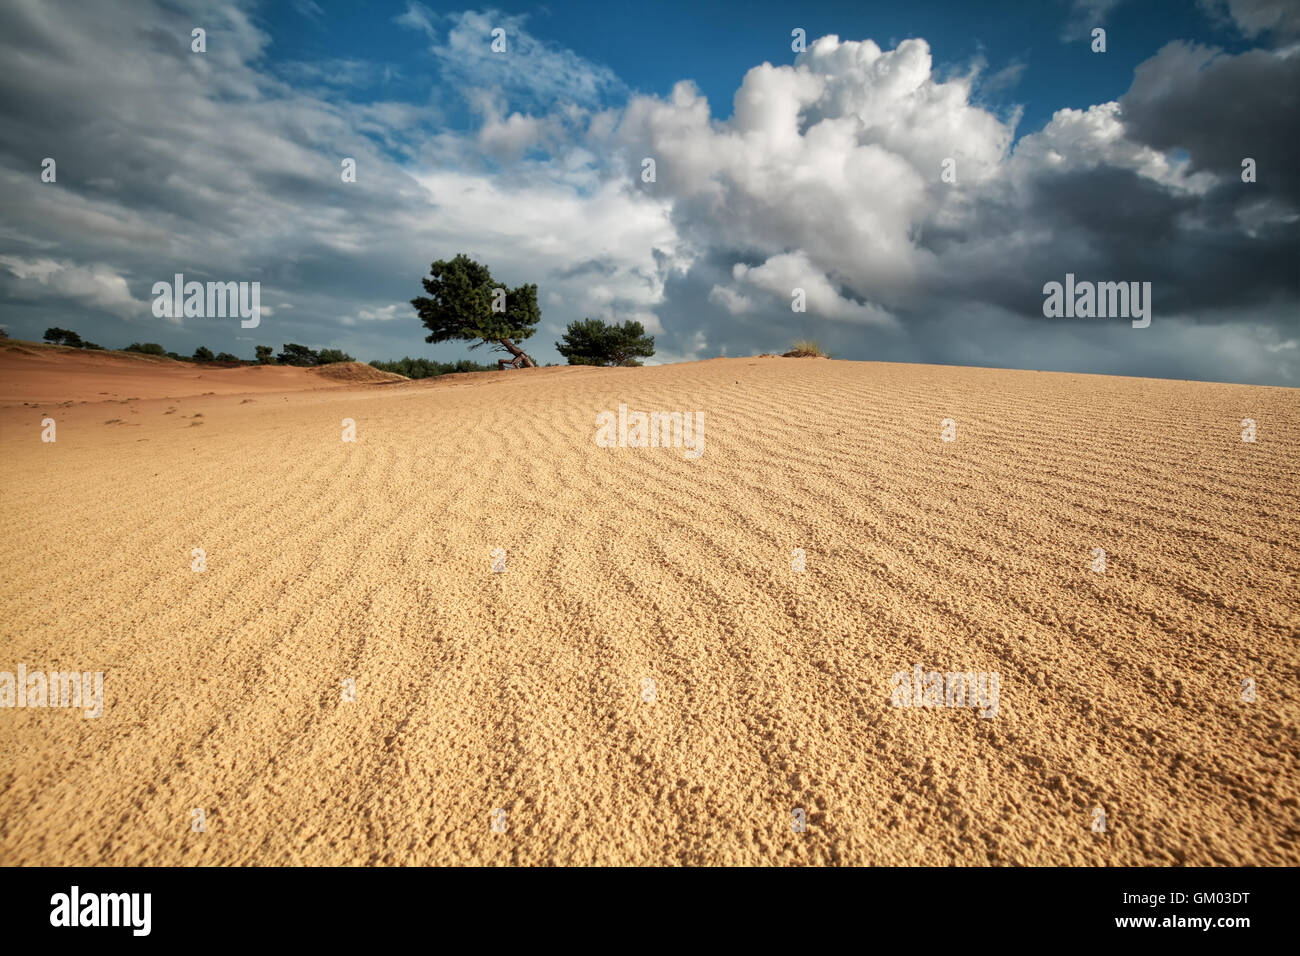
39,328,355,366
35,327,517,378
368,357,498,379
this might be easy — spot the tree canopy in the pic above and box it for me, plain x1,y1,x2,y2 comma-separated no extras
316,348,355,365
44,327,84,347
411,254,539,367
556,318,655,366
277,343,318,366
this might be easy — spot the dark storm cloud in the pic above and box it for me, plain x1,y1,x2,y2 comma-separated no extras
1200,0,1300,41
1121,41,1300,207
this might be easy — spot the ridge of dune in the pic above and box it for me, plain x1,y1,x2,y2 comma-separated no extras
1,339,188,366
0,355,1297,865
0,341,409,404
305,362,407,385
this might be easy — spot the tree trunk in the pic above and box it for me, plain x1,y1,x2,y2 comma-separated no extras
497,337,537,369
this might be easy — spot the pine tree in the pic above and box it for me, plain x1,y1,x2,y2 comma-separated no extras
411,254,540,368
556,319,655,366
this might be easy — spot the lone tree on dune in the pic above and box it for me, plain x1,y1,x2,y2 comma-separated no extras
43,327,83,347
411,254,539,369
556,318,655,366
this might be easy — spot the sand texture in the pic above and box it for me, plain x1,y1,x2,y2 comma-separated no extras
1,352,1297,865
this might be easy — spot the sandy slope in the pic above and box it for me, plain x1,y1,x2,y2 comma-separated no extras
0,354,1296,866
0,341,402,404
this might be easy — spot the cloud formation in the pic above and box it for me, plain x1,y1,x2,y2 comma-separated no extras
0,0,1293,385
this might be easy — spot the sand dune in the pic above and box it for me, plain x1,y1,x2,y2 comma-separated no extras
0,352,1296,865
0,341,402,404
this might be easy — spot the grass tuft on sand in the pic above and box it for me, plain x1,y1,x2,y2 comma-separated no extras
783,339,828,358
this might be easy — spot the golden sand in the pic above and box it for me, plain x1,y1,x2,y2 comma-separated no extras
1,347,1296,865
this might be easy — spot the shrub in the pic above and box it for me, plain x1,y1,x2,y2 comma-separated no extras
369,357,496,379
193,346,215,362
125,342,167,356
783,339,828,358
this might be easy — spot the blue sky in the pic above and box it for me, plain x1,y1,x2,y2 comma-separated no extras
262,1,1257,137
0,0,1296,383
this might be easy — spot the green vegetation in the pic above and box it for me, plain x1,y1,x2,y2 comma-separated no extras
276,343,317,366
272,344,354,366
26,323,512,374
369,357,496,379
43,327,84,347
412,253,539,368
555,318,655,366
315,348,356,365
125,342,167,356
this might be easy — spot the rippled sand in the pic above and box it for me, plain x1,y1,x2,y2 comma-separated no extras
1,349,1296,865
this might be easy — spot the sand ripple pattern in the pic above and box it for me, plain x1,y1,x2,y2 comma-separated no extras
0,358,1296,865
